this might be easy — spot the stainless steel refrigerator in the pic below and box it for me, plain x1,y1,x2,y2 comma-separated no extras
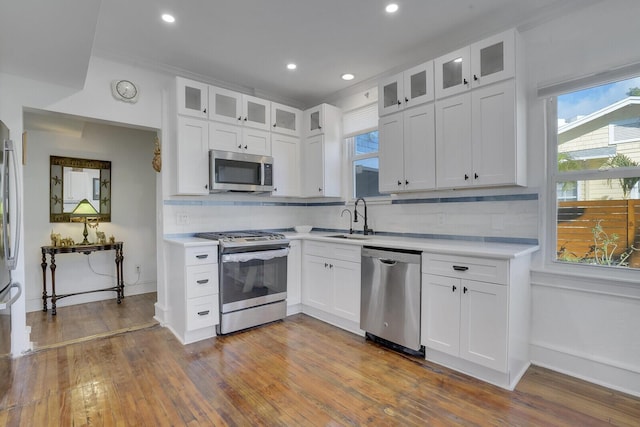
0,120,22,402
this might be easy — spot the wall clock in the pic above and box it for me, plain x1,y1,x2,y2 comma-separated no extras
111,79,139,103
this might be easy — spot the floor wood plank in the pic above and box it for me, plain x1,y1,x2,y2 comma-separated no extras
5,308,640,425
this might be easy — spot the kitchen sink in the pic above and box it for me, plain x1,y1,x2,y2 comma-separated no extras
326,234,371,240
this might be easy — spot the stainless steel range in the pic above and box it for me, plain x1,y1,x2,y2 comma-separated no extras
196,231,289,334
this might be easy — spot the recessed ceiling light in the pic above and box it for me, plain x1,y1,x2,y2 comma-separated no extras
161,13,175,23
287,63,297,70
341,73,355,81
385,3,399,13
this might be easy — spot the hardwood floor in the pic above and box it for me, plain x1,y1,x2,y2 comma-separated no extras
26,292,157,349
2,313,639,426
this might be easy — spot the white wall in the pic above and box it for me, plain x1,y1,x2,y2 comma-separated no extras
522,0,640,396
23,123,158,312
0,55,171,355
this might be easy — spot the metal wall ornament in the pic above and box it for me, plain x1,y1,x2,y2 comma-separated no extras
152,136,161,172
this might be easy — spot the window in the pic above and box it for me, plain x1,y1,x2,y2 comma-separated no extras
550,75,640,269
351,131,381,198
342,101,382,199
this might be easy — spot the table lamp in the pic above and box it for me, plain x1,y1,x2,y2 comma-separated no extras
71,199,98,245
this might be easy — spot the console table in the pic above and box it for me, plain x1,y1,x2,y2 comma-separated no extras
41,242,124,315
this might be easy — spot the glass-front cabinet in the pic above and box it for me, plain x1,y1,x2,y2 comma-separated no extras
305,105,325,137
271,102,301,137
378,61,434,116
435,46,471,99
470,29,515,88
177,77,209,119
208,87,271,131
435,29,515,99
209,86,242,125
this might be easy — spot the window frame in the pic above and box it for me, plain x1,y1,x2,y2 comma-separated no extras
546,87,640,274
346,128,387,200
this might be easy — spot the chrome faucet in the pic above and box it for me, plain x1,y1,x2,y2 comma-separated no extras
340,209,353,234
354,198,373,235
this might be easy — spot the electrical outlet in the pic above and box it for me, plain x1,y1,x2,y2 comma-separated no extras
135,264,141,274
437,213,445,225
177,213,189,225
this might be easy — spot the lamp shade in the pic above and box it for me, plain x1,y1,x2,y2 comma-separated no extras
71,199,98,216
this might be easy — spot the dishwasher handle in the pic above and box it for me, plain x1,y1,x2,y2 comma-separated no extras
379,259,397,266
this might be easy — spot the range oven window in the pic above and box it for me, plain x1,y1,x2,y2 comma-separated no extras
215,159,261,185
220,249,287,306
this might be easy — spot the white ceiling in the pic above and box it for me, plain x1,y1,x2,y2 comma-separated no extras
2,0,596,109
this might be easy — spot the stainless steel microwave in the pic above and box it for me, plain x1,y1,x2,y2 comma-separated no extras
209,150,274,193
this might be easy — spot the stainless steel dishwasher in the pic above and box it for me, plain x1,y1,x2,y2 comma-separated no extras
361,246,423,354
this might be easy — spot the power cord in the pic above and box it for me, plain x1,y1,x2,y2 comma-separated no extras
86,253,140,286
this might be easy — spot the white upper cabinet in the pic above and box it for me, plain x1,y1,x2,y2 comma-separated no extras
379,103,436,193
435,29,516,99
209,121,271,156
470,29,515,88
379,60,434,116
271,102,302,137
304,104,329,137
435,46,472,99
242,95,271,131
177,77,209,119
436,79,523,189
176,116,210,195
271,133,301,197
208,86,241,125
302,104,342,197
208,87,271,131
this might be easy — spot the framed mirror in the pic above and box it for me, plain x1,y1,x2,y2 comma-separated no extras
50,156,111,222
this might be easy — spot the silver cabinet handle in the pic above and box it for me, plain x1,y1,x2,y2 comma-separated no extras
452,265,469,271
197,310,210,316
196,279,209,284
195,254,209,259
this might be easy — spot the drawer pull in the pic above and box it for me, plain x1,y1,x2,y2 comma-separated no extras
452,265,469,271
196,279,209,284
197,310,210,316
195,254,209,259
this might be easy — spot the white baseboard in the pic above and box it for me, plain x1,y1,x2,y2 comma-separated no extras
530,341,640,398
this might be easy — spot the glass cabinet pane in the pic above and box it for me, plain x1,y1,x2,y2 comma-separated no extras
184,86,202,112
275,109,296,131
247,101,266,124
383,82,399,108
480,42,504,77
215,94,238,119
442,58,463,89
409,71,427,99
310,110,321,131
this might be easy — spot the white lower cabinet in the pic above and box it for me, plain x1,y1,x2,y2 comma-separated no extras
302,241,361,332
421,252,531,390
167,243,219,344
422,274,507,371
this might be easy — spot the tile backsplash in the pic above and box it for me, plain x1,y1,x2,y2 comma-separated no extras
163,192,538,244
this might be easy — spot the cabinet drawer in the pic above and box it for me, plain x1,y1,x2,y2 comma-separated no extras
304,241,361,263
186,264,218,298
422,253,508,285
186,294,219,330
185,246,217,266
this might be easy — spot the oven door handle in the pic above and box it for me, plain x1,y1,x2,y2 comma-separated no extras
221,248,289,263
